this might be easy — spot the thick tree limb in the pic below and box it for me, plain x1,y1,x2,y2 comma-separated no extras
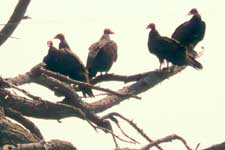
6,64,185,112
4,108,44,140
202,141,225,150
2,139,77,150
90,67,185,113
90,71,152,85
38,67,141,99
0,115,38,147
0,88,111,131
5,63,42,86
0,88,84,120
0,0,31,46
1,77,43,101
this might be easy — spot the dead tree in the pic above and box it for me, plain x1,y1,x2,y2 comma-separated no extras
0,1,223,150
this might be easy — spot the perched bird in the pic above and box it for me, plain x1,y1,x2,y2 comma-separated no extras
54,33,71,50
147,23,203,70
172,8,206,57
43,41,94,98
86,28,118,79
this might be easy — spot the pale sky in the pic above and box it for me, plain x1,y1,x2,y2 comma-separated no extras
1,0,225,150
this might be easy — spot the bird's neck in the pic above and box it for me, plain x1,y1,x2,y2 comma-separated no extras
191,14,202,23
49,46,57,52
100,34,111,41
61,39,67,43
149,28,160,39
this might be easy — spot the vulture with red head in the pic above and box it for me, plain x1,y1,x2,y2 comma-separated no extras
54,33,71,50
43,41,94,98
147,23,203,70
86,28,118,79
172,8,206,57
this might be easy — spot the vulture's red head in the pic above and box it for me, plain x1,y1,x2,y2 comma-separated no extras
104,28,114,34
54,33,65,40
47,40,53,47
146,23,155,30
188,8,199,15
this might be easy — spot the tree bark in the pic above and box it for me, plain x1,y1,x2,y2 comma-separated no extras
0,110,38,147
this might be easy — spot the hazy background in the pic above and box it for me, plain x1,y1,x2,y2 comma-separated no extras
0,0,225,149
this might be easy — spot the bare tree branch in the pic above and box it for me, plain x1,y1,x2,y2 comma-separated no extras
5,64,186,114
103,112,163,150
2,139,77,150
38,67,141,100
90,66,185,113
141,134,192,150
0,114,39,147
0,1,215,150
90,71,152,85
201,141,225,150
115,134,192,150
1,77,43,101
0,88,85,120
0,0,31,46
5,63,42,86
4,108,44,140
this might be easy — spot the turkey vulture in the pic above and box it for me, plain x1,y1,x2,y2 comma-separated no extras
147,23,203,70
86,28,118,79
172,8,206,57
43,41,94,98
54,33,71,50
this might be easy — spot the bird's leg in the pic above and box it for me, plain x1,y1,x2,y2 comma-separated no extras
166,60,169,70
187,44,198,58
159,62,162,71
159,59,164,71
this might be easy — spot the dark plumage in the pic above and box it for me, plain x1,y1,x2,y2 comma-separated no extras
54,33,71,50
86,28,118,79
43,41,94,98
147,23,203,70
172,8,206,57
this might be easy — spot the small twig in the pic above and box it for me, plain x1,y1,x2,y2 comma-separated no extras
73,105,98,132
39,67,141,100
141,134,192,150
22,16,32,20
103,112,163,150
195,143,200,150
97,125,137,145
115,120,140,144
1,78,42,101
111,128,119,148
105,113,139,144
0,33,20,39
